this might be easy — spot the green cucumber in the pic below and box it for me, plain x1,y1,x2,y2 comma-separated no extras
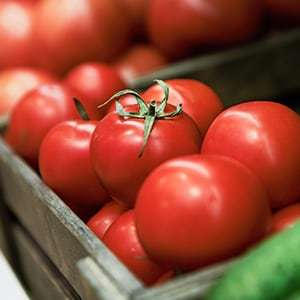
206,221,300,300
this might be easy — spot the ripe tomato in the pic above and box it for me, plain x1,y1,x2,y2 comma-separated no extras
91,82,201,207
135,155,271,270
5,84,79,168
109,79,223,134
271,204,300,234
147,0,263,58
143,79,223,133
202,101,300,209
39,120,109,221
114,44,168,83
0,1,34,68
266,0,300,26
0,67,56,117
64,63,125,119
33,0,131,74
103,210,169,285
87,201,127,239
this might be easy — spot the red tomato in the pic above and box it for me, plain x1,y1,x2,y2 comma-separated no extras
202,101,300,209
5,84,79,168
108,79,223,134
87,201,127,239
64,63,126,119
147,0,263,58
0,67,56,116
33,0,131,74
271,204,300,234
39,120,109,221
135,155,271,270
114,44,168,83
103,210,169,285
266,0,300,26
143,79,223,133
0,1,34,68
91,99,201,207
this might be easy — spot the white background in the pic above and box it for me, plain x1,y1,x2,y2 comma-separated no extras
0,252,30,300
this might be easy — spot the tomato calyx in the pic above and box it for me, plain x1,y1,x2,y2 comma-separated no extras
100,80,183,157
73,97,90,121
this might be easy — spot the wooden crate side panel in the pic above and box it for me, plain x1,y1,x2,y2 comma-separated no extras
13,224,80,300
0,140,142,300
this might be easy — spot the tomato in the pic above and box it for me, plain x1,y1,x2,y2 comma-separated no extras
91,81,201,207
87,201,127,239
147,0,263,58
0,67,56,117
5,83,79,168
266,0,300,26
109,79,223,134
33,0,131,74
103,210,169,285
64,63,126,120
202,101,300,209
114,44,168,83
271,204,300,234
142,79,223,133
135,155,271,270
39,120,109,221
0,1,34,68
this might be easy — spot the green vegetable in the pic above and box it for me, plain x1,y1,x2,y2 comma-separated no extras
206,221,300,300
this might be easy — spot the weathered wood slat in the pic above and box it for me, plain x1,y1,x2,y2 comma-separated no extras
13,224,80,300
0,139,142,300
133,260,233,300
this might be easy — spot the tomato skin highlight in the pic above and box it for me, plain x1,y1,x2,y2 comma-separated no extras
64,62,126,120
271,204,300,234
5,83,79,168
202,101,300,209
103,210,169,285
87,201,127,239
147,0,263,58
39,120,109,221
0,67,56,117
90,105,201,207
135,155,271,270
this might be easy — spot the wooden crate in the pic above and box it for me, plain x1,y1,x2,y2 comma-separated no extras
0,28,299,299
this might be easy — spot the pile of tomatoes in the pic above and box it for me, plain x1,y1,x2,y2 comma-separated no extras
1,0,300,288
5,74,300,286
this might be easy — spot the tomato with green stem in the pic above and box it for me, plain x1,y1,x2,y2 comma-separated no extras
91,80,201,207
